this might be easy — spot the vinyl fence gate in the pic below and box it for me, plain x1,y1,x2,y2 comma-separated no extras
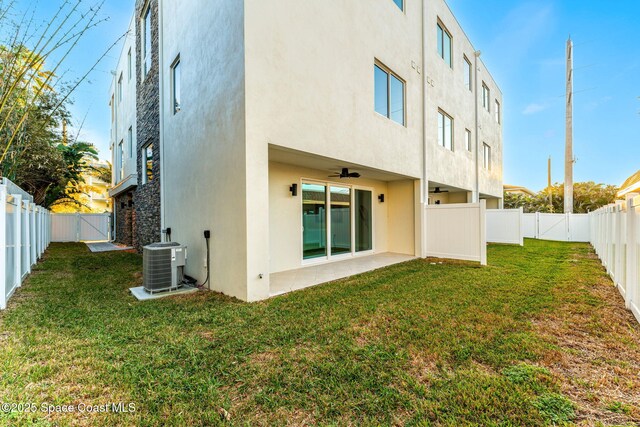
51,213,111,242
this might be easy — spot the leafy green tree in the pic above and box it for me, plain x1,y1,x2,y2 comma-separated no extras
504,182,618,213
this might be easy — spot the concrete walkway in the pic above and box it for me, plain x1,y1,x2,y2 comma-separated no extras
270,252,416,297
86,241,133,253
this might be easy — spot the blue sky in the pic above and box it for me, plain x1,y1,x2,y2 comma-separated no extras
9,0,640,192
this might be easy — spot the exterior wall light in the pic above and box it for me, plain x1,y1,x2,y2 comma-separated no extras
378,194,385,203
289,183,298,196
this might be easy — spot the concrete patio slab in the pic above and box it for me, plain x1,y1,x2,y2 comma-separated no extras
130,285,198,301
270,252,417,297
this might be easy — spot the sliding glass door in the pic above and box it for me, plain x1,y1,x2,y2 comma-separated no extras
302,181,373,262
302,183,327,260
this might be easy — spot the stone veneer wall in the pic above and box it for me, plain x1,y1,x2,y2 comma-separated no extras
134,0,161,251
113,191,136,247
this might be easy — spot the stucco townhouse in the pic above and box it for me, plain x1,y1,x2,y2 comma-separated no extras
108,0,503,301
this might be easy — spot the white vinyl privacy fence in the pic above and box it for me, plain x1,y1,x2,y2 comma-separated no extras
486,208,524,245
590,195,640,324
425,200,487,265
522,212,590,242
51,213,111,242
1,179,51,310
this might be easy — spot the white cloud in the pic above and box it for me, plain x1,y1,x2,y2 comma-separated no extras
522,103,547,115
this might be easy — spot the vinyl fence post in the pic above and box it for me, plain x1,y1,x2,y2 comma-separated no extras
24,202,31,274
479,199,487,266
518,207,524,246
0,186,7,310
13,194,22,288
535,212,540,239
76,213,81,243
626,195,637,310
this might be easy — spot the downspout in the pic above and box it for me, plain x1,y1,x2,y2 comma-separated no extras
474,51,481,202
158,0,166,239
421,0,427,257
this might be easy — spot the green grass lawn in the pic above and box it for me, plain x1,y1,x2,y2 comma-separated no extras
1,240,639,426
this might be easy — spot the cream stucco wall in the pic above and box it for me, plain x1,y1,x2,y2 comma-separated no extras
424,0,503,200
159,1,252,300
110,14,137,188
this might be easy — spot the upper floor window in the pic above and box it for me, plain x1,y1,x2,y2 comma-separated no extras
483,143,491,169
143,143,153,184
117,73,123,103
374,63,405,126
127,48,132,81
171,56,181,114
142,6,151,78
437,22,452,68
465,128,471,151
127,126,133,158
482,83,490,112
463,56,472,91
392,0,403,11
118,140,124,181
437,109,453,151
495,100,501,124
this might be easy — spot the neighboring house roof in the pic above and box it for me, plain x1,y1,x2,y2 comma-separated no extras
503,184,536,197
618,170,640,198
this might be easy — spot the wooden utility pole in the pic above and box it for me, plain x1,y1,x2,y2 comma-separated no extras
548,156,552,207
564,37,573,213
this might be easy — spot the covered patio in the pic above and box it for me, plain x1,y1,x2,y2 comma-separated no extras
269,252,416,297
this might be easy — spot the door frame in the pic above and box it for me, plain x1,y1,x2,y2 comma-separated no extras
300,177,375,266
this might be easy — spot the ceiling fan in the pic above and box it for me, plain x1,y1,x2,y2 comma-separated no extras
430,187,449,194
329,168,361,179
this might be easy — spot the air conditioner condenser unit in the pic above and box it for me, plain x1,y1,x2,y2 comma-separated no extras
143,242,187,293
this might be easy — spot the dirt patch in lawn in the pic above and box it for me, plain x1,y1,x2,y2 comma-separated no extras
532,250,640,426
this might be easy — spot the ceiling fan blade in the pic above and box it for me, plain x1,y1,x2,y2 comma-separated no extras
349,173,361,178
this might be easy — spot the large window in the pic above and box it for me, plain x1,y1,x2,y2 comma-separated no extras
118,140,124,181
127,126,133,158
392,0,403,11
374,63,405,126
495,100,501,124
482,83,490,112
143,144,153,183
142,6,151,78
463,56,472,91
171,56,181,114
465,128,471,151
438,109,453,151
483,143,491,169
127,48,132,81
117,73,123,103
437,22,452,68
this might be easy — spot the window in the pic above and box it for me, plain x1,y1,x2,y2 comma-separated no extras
171,56,181,114
465,129,471,151
127,48,132,81
495,100,500,124
392,0,403,11
143,144,153,183
374,63,405,126
437,110,453,150
142,6,151,77
483,143,491,169
127,126,133,158
118,140,124,181
463,56,472,91
117,73,123,103
110,95,114,122
482,83,490,112
437,22,452,68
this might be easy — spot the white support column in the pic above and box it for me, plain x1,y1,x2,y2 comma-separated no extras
13,194,22,288
0,186,7,310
